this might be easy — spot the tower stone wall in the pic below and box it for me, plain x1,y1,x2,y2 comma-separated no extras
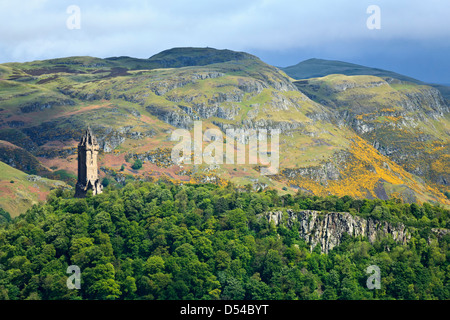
75,127,103,197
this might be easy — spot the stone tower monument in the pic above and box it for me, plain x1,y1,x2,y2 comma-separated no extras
75,126,103,197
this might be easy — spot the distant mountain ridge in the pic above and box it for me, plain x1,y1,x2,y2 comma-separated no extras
281,58,450,101
281,58,423,83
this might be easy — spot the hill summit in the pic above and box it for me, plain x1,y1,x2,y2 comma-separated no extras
147,47,258,68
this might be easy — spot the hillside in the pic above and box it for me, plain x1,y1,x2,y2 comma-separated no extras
0,160,68,217
293,74,450,196
0,47,449,214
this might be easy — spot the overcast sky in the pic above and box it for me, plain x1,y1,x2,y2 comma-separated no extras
1,0,449,83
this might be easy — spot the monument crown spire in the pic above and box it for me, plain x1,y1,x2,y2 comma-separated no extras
79,126,98,147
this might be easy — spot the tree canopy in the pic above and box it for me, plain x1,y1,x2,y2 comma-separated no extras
0,181,448,300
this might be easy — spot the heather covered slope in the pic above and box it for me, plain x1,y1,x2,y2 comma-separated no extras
293,74,450,196
0,47,448,214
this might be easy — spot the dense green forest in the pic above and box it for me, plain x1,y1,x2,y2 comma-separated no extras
0,181,448,300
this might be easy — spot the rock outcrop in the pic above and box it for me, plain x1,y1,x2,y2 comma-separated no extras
19,99,75,113
261,209,411,253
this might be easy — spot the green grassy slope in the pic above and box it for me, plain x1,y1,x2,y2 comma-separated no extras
0,161,68,217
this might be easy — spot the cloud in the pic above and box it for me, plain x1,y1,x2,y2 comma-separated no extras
0,0,449,81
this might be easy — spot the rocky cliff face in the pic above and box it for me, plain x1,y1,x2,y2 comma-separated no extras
262,209,411,253
294,75,450,189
